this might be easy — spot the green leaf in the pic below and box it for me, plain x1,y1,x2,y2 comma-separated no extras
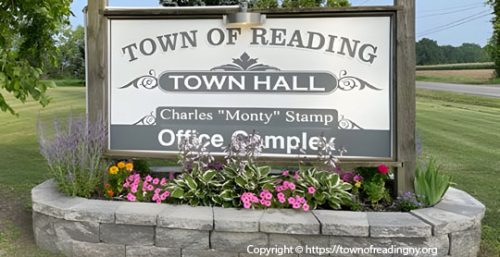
235,176,247,188
171,188,185,198
185,175,198,191
202,170,217,182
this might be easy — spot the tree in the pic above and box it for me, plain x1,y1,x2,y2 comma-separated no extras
416,38,491,65
487,0,500,77
0,0,72,115
45,26,86,80
416,38,444,65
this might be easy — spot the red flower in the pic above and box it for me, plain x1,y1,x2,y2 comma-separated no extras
377,164,389,174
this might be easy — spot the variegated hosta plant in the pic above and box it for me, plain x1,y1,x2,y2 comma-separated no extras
169,166,224,206
296,168,352,209
217,163,275,208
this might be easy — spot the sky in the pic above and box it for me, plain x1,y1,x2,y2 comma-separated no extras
70,0,493,47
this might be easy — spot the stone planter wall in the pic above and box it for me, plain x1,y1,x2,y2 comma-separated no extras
32,180,485,257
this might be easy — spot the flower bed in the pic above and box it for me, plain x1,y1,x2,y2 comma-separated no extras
32,179,485,257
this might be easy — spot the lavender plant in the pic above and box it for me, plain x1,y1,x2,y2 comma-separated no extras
38,116,107,197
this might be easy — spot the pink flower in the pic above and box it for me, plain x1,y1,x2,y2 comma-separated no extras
288,183,296,191
378,164,389,174
251,196,259,203
288,197,296,204
307,186,316,194
275,186,283,192
147,185,154,191
296,196,306,204
292,202,301,209
259,191,267,199
263,200,271,207
169,172,175,180
282,170,289,176
152,194,159,201
155,188,161,194
156,199,162,204
278,197,286,203
260,199,267,205
160,178,167,186
145,175,153,182
264,192,272,200
302,203,310,211
277,192,285,199
126,193,136,202
293,171,300,180
283,181,290,189
243,202,251,209
131,185,138,193
152,178,160,185
161,191,170,200
353,175,362,182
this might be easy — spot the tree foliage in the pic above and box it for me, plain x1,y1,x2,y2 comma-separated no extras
160,0,350,8
487,0,500,77
0,0,72,115
45,26,85,80
416,38,491,65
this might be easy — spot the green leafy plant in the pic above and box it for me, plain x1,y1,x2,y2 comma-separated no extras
296,168,352,209
414,159,452,206
354,164,392,208
362,180,390,208
218,163,274,207
169,167,223,206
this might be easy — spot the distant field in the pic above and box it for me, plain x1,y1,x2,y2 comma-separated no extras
416,62,494,71
416,69,499,84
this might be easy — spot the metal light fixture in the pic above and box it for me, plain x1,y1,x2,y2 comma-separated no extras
223,1,265,27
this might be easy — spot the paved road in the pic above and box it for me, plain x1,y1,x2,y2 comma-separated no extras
416,81,500,98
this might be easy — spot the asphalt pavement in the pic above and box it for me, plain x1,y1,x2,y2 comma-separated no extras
416,81,500,98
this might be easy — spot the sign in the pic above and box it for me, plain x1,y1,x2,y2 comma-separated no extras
108,14,394,159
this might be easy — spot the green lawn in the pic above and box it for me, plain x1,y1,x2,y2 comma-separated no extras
416,89,500,256
0,87,498,256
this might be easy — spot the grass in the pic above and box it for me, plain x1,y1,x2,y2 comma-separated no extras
416,89,500,256
0,86,499,256
42,79,85,87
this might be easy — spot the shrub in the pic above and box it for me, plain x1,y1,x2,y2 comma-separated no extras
414,159,452,206
38,116,106,198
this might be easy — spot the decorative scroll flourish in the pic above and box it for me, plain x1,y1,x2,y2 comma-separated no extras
120,70,158,89
133,112,156,126
211,52,280,71
338,115,363,130
337,70,381,91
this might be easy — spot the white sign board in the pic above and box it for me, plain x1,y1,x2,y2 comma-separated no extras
108,14,394,159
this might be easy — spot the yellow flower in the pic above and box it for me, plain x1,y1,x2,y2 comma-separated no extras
109,166,119,175
117,161,126,169
125,162,134,171
354,181,362,188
